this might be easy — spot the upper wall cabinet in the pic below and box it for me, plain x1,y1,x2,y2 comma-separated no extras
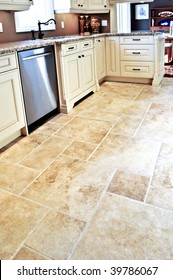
109,0,154,3
54,0,109,14
0,0,33,11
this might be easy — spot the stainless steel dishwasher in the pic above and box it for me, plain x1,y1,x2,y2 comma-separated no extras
18,45,59,131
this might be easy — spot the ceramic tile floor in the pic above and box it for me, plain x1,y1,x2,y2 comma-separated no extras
1,78,173,260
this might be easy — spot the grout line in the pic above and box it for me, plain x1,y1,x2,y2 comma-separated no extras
143,142,162,204
132,102,153,138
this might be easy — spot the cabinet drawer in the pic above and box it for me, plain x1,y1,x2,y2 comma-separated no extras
0,53,17,73
61,42,80,56
121,62,154,78
120,36,154,45
120,45,154,61
81,40,93,50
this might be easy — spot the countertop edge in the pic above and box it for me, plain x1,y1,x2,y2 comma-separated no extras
0,32,165,54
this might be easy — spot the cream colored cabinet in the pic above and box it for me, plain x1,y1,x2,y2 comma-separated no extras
54,0,109,13
0,0,32,10
95,37,106,81
58,39,96,112
0,53,26,148
71,0,87,9
120,36,154,79
88,0,109,11
106,36,120,77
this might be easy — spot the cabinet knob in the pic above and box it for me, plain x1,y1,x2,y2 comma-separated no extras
78,56,81,58
81,4,83,7
82,55,84,57
104,5,107,8
78,4,80,6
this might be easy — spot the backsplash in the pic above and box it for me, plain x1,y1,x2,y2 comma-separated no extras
0,11,110,43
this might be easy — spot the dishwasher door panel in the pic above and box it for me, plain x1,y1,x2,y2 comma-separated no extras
18,46,59,126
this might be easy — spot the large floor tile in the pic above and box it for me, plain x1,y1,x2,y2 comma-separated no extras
62,141,97,160
90,96,130,114
90,133,160,176
136,110,173,144
136,85,173,104
25,211,85,259
20,136,71,171
0,161,39,194
22,156,115,221
13,246,48,260
0,190,47,259
79,107,121,123
0,133,48,163
71,193,173,260
108,170,149,201
111,115,143,137
145,143,173,211
55,117,112,144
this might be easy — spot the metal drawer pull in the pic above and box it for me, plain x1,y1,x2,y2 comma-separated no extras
133,39,141,41
132,52,141,54
68,47,75,50
132,68,141,71
84,43,90,46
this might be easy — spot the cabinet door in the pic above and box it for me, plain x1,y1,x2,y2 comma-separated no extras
12,0,32,4
0,70,25,143
95,37,106,80
106,37,120,76
0,0,32,10
71,0,87,9
81,49,95,91
62,54,82,101
0,0,11,2
88,0,108,10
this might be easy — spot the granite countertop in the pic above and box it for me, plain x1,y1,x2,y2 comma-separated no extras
0,32,165,55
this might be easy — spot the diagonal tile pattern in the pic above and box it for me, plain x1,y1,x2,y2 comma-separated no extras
1,78,173,260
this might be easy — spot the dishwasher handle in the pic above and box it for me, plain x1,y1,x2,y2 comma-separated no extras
22,52,52,61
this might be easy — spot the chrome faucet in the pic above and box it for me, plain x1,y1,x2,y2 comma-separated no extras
38,18,56,39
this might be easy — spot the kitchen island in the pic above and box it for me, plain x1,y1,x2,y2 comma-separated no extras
0,32,165,148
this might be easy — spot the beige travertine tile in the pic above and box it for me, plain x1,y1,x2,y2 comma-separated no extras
111,115,143,136
121,100,151,117
101,81,144,93
79,107,121,123
22,156,115,221
145,143,173,211
90,96,130,114
136,110,173,144
148,103,172,113
146,184,173,211
0,162,39,194
20,136,71,171
50,113,74,125
62,141,97,160
55,117,112,144
108,170,149,201
103,89,140,100
0,133,48,163
33,121,63,136
25,211,85,259
0,190,47,260
71,193,173,260
90,133,160,176
13,246,48,260
136,85,173,103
